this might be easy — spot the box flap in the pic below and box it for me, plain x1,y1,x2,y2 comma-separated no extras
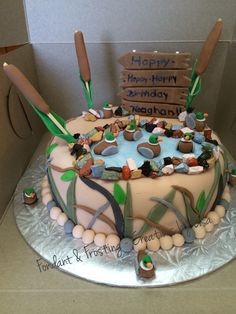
0,1,28,47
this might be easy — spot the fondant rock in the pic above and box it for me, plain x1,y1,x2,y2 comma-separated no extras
175,163,189,173
91,164,105,178
101,170,119,180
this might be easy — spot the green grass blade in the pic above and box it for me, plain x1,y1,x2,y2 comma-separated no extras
182,192,200,225
134,189,176,238
124,182,133,238
66,176,78,224
202,160,221,216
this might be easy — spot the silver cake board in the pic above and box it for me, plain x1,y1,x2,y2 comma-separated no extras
14,155,236,287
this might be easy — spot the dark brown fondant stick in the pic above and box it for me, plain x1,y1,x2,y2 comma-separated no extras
74,31,91,93
195,18,223,75
3,63,68,135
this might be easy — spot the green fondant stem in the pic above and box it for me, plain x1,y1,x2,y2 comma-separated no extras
66,176,78,224
124,182,133,238
79,176,124,238
150,196,189,228
202,160,221,217
219,145,229,189
47,167,67,213
134,189,176,238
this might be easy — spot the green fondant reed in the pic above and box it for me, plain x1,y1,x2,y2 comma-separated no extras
79,176,124,238
195,191,206,220
61,170,77,182
46,143,58,155
150,196,190,228
134,189,176,238
30,102,76,143
124,182,133,238
113,183,126,205
219,145,229,189
79,74,93,109
66,176,78,224
182,192,200,226
47,167,67,213
202,160,221,215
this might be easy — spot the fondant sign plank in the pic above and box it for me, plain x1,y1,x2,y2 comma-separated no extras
118,52,191,70
119,87,188,105
122,100,185,117
121,69,191,87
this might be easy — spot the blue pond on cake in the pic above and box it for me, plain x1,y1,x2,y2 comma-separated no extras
91,130,203,168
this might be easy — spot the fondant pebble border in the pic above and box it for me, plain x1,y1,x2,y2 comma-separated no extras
41,175,231,253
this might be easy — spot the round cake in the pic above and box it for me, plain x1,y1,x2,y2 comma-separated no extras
41,112,231,251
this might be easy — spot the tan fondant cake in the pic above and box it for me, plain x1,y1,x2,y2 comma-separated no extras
41,112,231,253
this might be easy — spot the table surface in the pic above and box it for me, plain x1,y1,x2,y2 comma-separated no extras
1,133,236,314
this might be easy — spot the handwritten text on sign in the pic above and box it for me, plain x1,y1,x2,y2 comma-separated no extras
122,100,184,117
121,69,191,87
119,87,188,105
119,51,192,117
118,52,191,70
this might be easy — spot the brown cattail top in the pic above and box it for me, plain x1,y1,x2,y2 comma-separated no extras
3,63,50,114
195,18,223,76
74,31,91,82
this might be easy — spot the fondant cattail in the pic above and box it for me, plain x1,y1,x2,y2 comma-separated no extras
190,19,223,97
3,63,75,142
74,31,91,95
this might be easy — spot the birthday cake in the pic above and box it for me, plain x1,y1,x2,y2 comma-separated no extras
41,110,231,253
3,19,236,276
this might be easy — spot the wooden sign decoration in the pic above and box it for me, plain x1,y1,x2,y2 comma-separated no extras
118,52,191,70
119,87,188,106
121,69,191,87
122,100,185,118
118,50,192,117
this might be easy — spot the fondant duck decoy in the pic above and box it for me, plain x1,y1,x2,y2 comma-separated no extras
100,102,113,119
23,188,37,205
137,134,162,159
123,121,142,141
94,132,118,156
177,132,194,153
195,111,208,132
137,250,155,279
